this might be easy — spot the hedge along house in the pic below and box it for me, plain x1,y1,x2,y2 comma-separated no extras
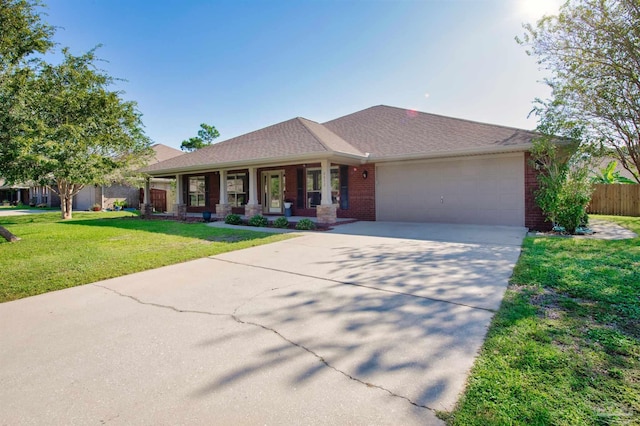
142,105,548,230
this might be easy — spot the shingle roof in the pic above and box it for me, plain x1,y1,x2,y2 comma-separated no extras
323,105,538,159
151,144,183,164
144,105,537,175
143,117,364,173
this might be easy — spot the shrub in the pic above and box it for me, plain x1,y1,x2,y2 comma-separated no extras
531,136,593,234
224,214,242,225
248,214,268,227
295,218,316,230
273,217,289,228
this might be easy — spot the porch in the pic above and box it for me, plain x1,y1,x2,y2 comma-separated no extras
142,160,376,226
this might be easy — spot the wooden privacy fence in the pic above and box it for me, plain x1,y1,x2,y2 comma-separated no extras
588,184,640,216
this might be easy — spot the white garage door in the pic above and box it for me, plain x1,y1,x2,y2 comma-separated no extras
376,153,525,226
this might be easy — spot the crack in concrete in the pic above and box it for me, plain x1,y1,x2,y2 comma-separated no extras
93,283,436,414
209,257,497,313
232,315,437,413
231,281,303,316
94,284,230,317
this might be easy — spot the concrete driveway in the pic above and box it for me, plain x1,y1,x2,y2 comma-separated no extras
0,222,526,425
0,208,51,217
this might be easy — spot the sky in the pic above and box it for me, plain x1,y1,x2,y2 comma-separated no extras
43,0,562,150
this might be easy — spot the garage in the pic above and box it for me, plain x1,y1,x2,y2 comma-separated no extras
375,152,525,226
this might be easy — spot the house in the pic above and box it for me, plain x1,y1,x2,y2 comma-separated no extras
0,180,29,206
142,105,548,230
0,179,60,207
74,144,183,211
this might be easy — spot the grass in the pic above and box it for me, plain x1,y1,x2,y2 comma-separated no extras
444,215,640,426
0,211,291,303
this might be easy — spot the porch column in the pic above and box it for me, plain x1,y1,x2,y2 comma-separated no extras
216,170,232,219
244,166,261,217
174,174,186,220
143,178,153,219
16,190,21,203
175,174,183,205
317,159,337,225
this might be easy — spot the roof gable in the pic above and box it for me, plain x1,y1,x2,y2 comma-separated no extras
144,117,363,173
151,144,183,164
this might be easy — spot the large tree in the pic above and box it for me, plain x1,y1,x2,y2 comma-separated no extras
180,123,219,151
1,0,152,220
519,0,640,182
0,0,51,241
0,0,53,66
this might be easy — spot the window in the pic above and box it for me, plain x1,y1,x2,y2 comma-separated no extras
306,167,339,208
227,173,247,207
188,176,206,207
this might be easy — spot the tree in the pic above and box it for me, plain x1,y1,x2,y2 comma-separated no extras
591,160,637,184
3,49,152,219
0,0,152,220
180,123,219,151
0,0,54,67
518,0,640,183
0,0,52,240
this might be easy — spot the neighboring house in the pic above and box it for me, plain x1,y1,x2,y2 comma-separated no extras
74,144,183,212
142,105,550,230
0,180,29,205
0,179,60,207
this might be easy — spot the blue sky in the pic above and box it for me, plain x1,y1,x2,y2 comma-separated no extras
44,0,561,150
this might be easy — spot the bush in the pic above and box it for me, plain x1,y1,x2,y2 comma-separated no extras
555,171,592,233
248,214,268,227
113,199,127,208
224,214,242,225
273,217,289,228
531,136,593,234
295,218,316,230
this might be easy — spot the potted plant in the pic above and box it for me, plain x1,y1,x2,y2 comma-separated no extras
113,200,127,211
91,203,101,211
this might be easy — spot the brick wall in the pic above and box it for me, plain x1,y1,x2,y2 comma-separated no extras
284,163,376,221
182,164,377,220
337,164,376,221
524,152,551,231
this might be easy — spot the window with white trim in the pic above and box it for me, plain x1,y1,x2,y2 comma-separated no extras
306,167,339,208
188,176,206,207
227,173,247,207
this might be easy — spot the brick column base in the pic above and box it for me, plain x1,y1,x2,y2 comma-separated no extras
244,204,262,218
316,204,337,225
174,203,186,221
216,203,232,219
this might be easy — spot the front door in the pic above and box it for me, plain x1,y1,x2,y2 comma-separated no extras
262,171,283,214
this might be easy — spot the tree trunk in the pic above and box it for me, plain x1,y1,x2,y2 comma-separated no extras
49,180,84,220
0,225,20,242
61,193,73,219
55,180,74,220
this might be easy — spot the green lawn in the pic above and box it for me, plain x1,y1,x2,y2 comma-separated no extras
0,211,290,303
444,215,640,425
